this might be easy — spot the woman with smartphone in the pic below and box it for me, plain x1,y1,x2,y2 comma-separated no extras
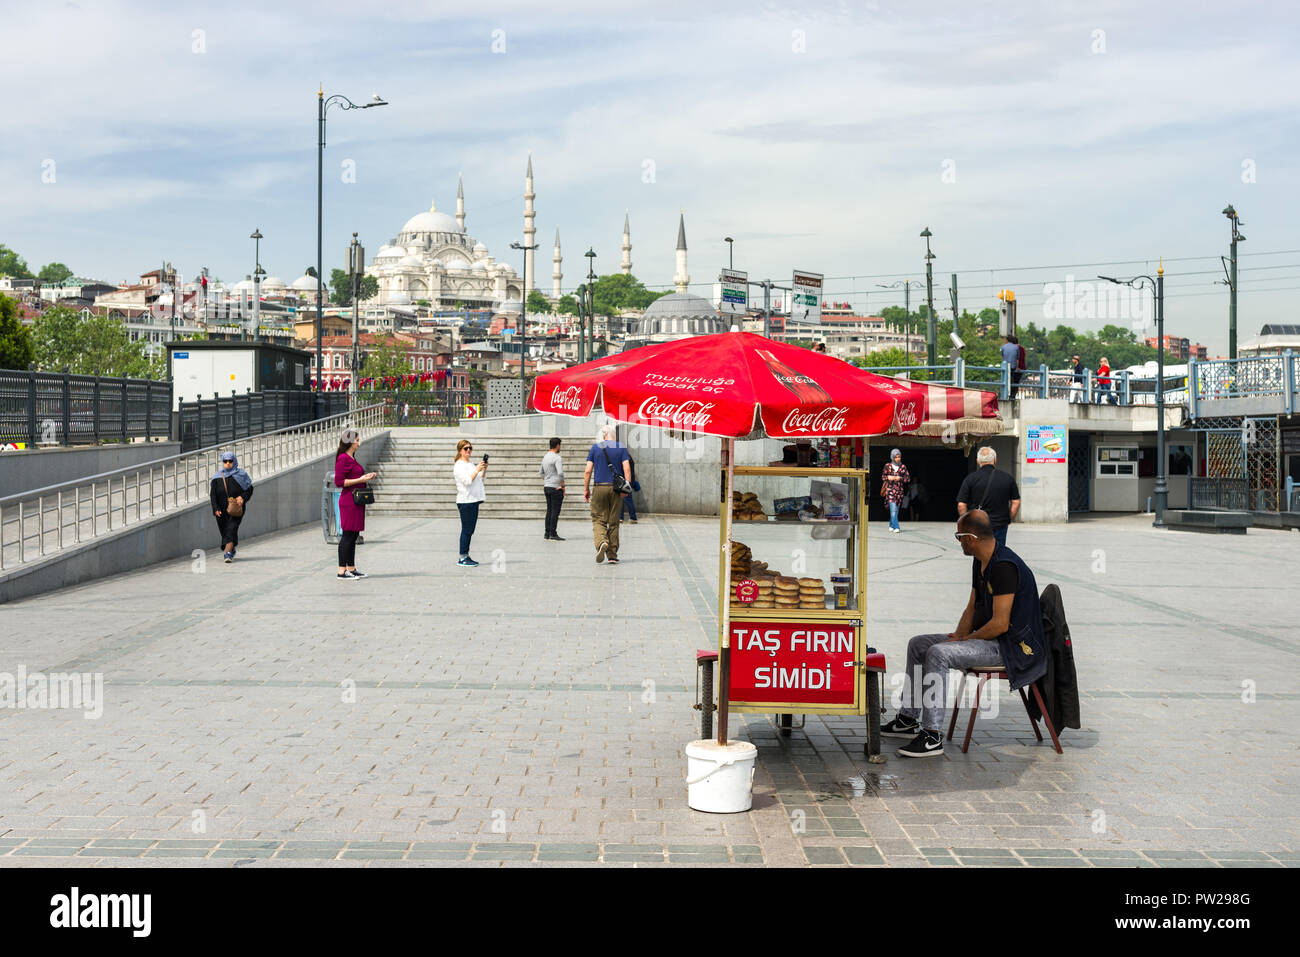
453,438,487,567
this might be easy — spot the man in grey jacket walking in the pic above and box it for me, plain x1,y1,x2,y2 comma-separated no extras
540,437,566,541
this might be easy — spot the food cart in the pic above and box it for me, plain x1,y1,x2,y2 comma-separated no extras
709,448,887,756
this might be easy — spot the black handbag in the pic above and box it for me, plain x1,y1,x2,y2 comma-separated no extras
599,443,633,495
352,488,375,506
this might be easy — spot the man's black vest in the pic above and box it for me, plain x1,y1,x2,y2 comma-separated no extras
971,544,1048,690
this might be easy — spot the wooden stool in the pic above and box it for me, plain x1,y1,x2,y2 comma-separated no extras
947,666,1062,754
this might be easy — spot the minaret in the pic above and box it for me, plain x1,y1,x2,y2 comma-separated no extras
673,211,689,294
621,211,632,275
552,228,563,299
456,173,465,230
523,154,537,291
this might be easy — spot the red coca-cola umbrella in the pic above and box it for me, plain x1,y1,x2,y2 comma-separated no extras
532,330,926,437
531,330,928,748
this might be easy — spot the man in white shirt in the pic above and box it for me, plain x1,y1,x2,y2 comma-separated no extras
540,437,566,541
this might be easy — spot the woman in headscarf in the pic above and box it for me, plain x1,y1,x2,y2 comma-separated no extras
335,428,376,579
210,451,254,562
881,447,910,534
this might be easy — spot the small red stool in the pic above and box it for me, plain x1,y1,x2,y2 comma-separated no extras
946,666,1062,754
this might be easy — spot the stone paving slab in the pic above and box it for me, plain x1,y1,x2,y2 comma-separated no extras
1,512,1297,866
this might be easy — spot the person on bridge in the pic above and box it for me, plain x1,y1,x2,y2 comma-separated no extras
880,508,1048,758
335,429,376,579
1096,357,1116,405
210,451,253,563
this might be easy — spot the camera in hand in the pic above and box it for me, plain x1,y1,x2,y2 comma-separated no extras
482,453,489,464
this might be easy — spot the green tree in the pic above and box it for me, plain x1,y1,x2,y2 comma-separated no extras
526,289,552,314
590,273,667,315
360,335,413,384
0,294,36,369
555,294,578,315
0,244,34,279
329,269,379,305
38,262,73,284
31,306,153,377
851,347,914,369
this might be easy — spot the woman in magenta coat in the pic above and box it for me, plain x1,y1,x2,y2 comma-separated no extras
334,428,376,580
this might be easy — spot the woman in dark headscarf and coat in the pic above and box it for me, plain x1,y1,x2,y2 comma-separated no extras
210,450,254,563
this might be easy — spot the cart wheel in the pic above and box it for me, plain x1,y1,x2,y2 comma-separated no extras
700,659,714,741
864,672,881,757
779,713,792,736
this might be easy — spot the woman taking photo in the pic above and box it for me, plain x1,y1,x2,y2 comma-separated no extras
210,450,253,563
335,428,376,580
453,438,487,567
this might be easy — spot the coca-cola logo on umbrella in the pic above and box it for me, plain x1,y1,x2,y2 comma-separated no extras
781,406,849,434
550,385,584,411
636,396,715,430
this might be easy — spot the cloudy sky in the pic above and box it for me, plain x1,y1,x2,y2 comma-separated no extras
3,0,1297,353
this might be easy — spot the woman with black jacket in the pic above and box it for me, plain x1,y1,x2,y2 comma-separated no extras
210,451,253,563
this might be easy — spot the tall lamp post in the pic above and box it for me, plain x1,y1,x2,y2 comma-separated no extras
584,248,597,357
1221,205,1245,360
920,227,937,366
347,232,365,405
724,236,734,270
317,88,387,407
876,279,924,367
249,228,263,342
510,240,538,411
1100,266,1167,527
575,283,586,364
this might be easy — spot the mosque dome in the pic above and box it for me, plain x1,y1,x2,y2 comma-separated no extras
291,274,318,291
401,208,463,234
631,291,724,339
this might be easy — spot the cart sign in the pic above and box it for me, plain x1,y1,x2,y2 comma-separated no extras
734,579,757,603
728,620,857,705
1026,424,1066,463
791,270,823,324
720,269,748,309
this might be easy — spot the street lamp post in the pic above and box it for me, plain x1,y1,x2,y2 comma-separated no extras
1099,268,1167,527
724,237,734,270
877,280,924,367
920,227,937,366
1222,205,1245,360
510,240,539,411
575,283,586,364
347,232,364,405
584,248,597,357
317,88,387,407
249,228,263,342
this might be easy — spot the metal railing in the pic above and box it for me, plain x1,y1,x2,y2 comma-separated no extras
1189,352,1297,418
0,369,171,446
864,360,1191,407
0,404,384,571
1190,477,1249,511
177,390,349,451
354,389,472,427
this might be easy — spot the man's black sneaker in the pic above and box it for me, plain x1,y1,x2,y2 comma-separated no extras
552,535,566,541
898,730,944,758
349,570,368,578
881,715,920,738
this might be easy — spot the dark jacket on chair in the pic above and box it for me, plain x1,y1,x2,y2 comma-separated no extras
1029,584,1081,730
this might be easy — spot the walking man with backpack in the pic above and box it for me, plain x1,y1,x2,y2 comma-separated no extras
584,423,633,565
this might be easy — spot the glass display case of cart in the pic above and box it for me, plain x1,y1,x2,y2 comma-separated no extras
723,466,866,618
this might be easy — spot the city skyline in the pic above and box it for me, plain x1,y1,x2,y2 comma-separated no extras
2,0,1297,352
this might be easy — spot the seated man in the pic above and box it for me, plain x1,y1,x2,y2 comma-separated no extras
881,509,1048,758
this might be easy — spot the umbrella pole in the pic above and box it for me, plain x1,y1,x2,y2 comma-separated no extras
718,436,734,747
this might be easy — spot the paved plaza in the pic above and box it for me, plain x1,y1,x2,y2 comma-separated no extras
0,511,1296,867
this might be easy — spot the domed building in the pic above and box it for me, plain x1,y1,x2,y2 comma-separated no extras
367,167,537,311
623,290,725,351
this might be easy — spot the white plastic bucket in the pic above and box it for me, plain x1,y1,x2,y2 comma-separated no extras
685,739,757,813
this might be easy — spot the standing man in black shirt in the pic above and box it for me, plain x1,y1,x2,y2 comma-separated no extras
880,509,1047,758
956,446,1020,548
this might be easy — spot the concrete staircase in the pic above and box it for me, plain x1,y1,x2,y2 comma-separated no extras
366,432,596,518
